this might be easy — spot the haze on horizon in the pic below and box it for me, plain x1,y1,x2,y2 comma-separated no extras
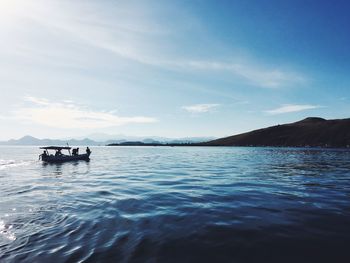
0,0,349,140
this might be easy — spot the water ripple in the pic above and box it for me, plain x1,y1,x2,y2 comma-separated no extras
0,146,350,262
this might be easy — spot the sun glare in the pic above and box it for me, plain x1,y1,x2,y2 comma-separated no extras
0,0,27,25
0,0,22,13
0,0,42,19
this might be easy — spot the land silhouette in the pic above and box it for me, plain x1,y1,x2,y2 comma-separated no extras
1,117,349,148
202,117,350,148
108,117,350,148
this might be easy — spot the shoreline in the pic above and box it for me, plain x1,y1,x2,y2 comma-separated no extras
106,143,350,149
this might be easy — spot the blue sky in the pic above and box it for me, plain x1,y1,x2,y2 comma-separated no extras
0,0,349,140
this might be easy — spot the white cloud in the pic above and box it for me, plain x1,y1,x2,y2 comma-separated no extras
23,96,50,106
12,97,157,129
175,60,305,88
265,104,322,115
182,104,219,113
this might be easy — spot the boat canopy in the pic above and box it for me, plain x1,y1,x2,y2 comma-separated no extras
40,146,71,150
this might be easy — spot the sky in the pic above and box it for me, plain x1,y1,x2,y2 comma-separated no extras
0,0,349,140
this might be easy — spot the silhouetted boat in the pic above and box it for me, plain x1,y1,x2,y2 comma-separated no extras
39,146,91,163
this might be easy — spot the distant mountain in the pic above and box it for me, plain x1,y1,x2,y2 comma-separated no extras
0,135,214,146
72,133,215,144
6,118,349,148
203,117,350,148
0,135,101,146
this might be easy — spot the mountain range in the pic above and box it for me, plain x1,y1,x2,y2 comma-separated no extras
1,117,349,148
0,135,215,146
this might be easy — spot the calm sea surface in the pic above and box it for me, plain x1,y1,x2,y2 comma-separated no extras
1,146,350,263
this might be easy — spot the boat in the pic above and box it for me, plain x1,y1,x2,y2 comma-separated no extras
39,146,91,163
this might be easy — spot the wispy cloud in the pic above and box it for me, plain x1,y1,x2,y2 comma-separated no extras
265,104,322,115
24,96,50,106
172,60,305,88
0,1,306,89
11,97,157,129
182,104,220,113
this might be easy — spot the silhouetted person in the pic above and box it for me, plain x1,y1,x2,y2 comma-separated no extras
40,150,47,160
86,147,91,155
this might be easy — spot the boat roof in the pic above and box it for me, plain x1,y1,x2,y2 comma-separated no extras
40,146,71,150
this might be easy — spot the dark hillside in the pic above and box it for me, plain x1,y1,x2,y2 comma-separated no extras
203,117,350,148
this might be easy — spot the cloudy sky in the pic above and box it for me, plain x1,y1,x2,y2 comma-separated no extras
0,0,349,140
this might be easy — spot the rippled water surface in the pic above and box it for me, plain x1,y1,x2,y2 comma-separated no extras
1,146,350,263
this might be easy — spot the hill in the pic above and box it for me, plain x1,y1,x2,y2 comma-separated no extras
203,117,350,148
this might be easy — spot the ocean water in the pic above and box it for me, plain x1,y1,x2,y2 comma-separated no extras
0,146,350,263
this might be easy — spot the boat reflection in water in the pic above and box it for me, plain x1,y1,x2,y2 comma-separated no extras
39,146,91,163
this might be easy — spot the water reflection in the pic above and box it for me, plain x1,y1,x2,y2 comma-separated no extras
41,160,91,177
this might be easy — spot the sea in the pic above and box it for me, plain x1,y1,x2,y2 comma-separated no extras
0,146,350,263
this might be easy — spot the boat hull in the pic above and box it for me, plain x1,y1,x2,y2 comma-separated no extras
41,153,90,163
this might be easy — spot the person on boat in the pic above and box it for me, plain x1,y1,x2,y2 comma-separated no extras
72,148,77,155
55,149,62,156
40,150,47,160
86,147,91,155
